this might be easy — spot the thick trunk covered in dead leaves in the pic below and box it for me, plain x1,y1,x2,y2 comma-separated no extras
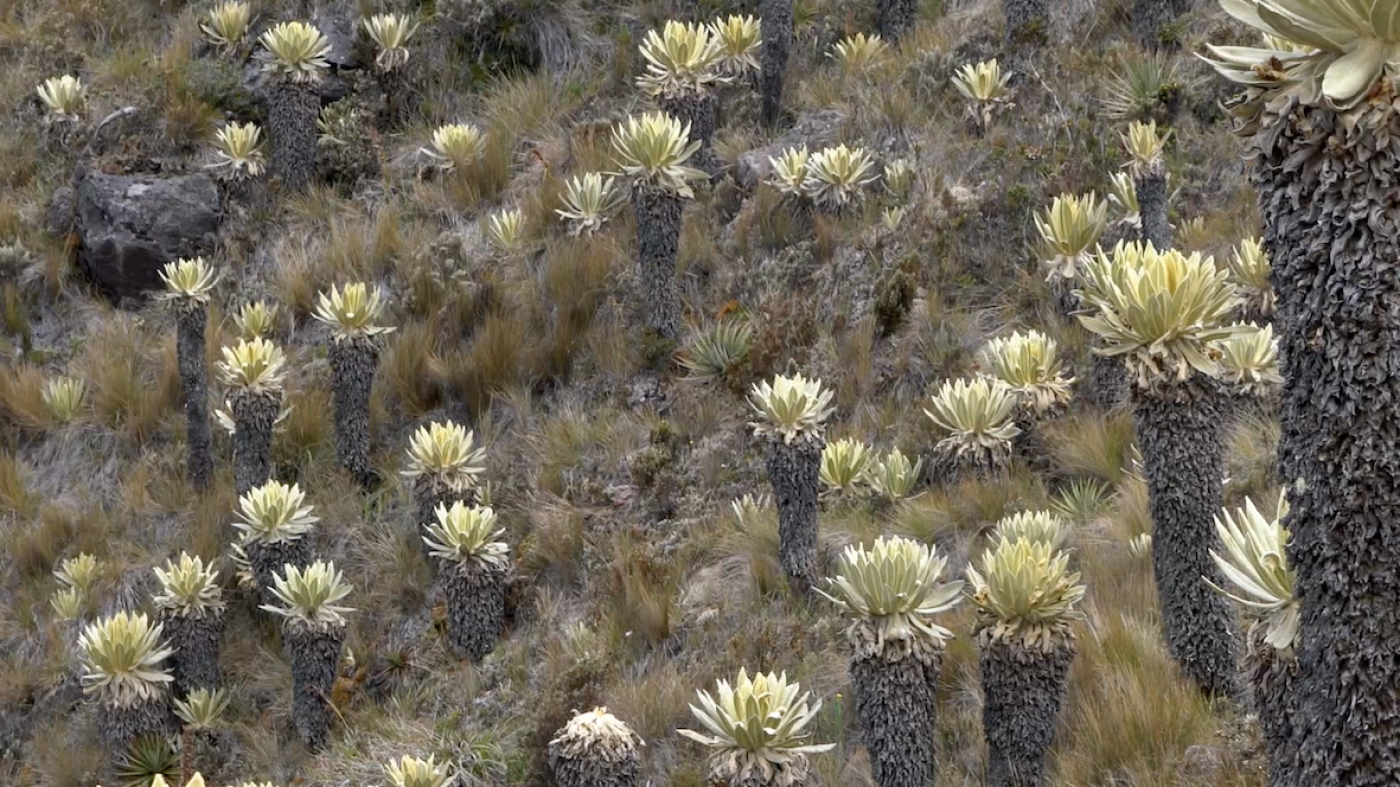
1246,99,1400,786
850,646,941,787
763,434,822,593
980,637,1074,787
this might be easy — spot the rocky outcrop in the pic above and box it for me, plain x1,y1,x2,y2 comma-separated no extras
76,173,220,301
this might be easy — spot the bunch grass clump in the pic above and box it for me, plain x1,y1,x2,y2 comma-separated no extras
79,612,174,705
37,75,86,121
610,112,707,197
979,330,1075,414
422,501,510,568
637,20,725,98
153,553,224,617
260,561,354,629
556,172,622,236
923,378,1021,461
312,282,394,341
257,21,331,84
678,669,834,787
819,438,875,496
234,480,318,544
401,421,486,493
1103,50,1182,120
209,123,266,180
1034,192,1108,282
818,535,963,659
201,1,253,55
748,373,835,444
966,538,1086,650
1076,241,1241,389
1205,493,1297,651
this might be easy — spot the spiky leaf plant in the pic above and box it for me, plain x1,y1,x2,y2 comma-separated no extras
37,75,85,121
1106,171,1141,229
220,337,287,494
314,283,393,488
1077,237,1242,696
802,144,879,212
401,420,485,552
637,20,725,98
818,536,961,787
767,146,810,198
262,561,351,751
257,21,330,84
951,59,1011,130
1076,241,1241,390
556,173,623,237
710,15,761,77
424,123,485,172
678,669,835,787
612,112,705,340
831,32,888,75
201,1,252,55
383,755,453,787
423,502,509,661
80,612,176,751
680,318,754,381
882,158,914,198
117,737,180,787
487,208,526,253
363,13,419,71
749,373,835,445
1227,237,1274,322
1122,120,1172,249
1204,491,1297,783
751,372,834,592
611,112,706,198
43,376,86,423
1104,50,1183,121
173,688,229,729
1034,192,1108,283
232,301,278,340
56,553,102,592
880,206,906,231
1049,479,1108,524
994,511,1069,550
1215,323,1282,396
157,257,220,488
967,538,1083,787
208,123,266,181
863,447,922,502
979,331,1075,415
51,586,84,620
923,377,1021,477
549,708,643,787
153,553,224,694
258,21,328,187
234,480,317,596
819,438,875,497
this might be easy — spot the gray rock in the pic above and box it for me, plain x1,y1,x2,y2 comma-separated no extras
45,185,75,237
76,173,220,300
313,6,363,70
736,109,847,189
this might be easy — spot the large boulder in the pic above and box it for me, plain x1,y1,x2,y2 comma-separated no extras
76,173,221,300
